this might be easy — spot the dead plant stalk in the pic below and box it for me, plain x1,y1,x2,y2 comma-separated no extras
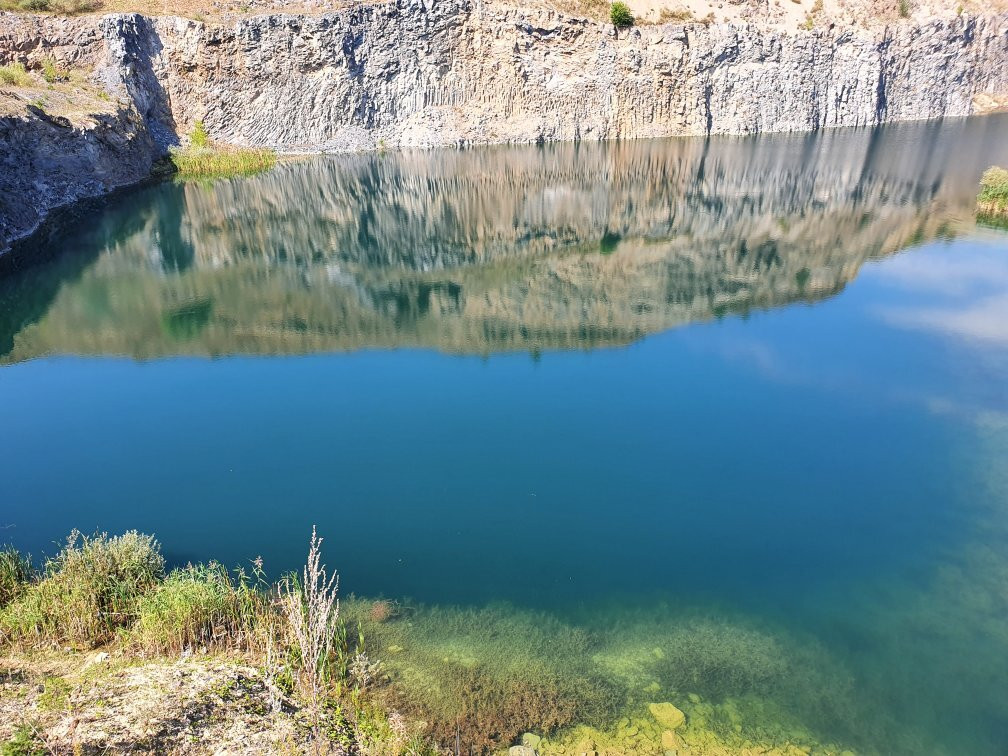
282,526,339,752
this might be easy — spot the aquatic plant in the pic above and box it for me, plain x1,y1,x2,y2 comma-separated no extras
650,619,792,699
343,600,623,750
168,145,277,179
1,531,164,648
369,599,395,623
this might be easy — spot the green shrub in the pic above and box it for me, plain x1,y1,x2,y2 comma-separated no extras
133,563,265,653
977,166,1008,220
0,548,32,609
610,1,634,28
978,166,1008,204
41,58,68,84
0,63,33,88
898,0,910,17
189,120,210,148
1,725,45,756
1,531,164,648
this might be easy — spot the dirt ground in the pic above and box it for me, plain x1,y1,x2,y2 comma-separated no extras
4,0,1006,30
0,649,317,754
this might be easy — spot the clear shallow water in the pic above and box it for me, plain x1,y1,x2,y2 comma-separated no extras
2,115,1008,753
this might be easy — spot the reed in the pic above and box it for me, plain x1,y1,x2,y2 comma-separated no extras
169,145,277,179
0,531,164,648
0,548,32,608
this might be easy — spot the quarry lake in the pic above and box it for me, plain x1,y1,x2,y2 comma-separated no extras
2,115,1008,754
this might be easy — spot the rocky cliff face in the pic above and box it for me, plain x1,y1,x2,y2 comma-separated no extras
0,2,1007,249
141,2,1008,150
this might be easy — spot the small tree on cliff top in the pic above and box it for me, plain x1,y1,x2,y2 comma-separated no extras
611,1,634,30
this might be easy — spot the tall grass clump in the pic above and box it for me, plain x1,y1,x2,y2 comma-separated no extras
281,526,340,749
0,63,33,88
1,531,164,648
169,146,276,179
41,58,69,83
0,548,32,608
168,120,276,179
133,562,268,654
977,166,1008,221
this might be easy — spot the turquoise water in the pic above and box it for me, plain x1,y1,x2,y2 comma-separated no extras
2,116,1008,753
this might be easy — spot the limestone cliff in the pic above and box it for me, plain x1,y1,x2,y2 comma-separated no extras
1,1,1007,249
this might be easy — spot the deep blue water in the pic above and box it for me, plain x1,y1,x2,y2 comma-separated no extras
2,115,1008,753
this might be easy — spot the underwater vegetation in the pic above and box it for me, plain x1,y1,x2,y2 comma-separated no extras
6,420,1008,756
339,599,856,754
342,601,623,751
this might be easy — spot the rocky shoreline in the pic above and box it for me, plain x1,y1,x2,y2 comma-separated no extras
1,1,1008,251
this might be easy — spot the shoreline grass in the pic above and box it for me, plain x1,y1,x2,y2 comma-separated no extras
168,144,277,179
1,529,854,755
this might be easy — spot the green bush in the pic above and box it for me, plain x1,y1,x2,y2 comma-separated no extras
189,120,210,148
1,531,164,648
0,548,32,608
898,0,910,17
978,166,1008,204
133,563,265,653
610,1,634,28
41,58,69,84
977,166,1008,221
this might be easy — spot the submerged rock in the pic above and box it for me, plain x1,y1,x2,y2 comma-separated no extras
661,728,681,750
648,702,686,730
521,732,543,750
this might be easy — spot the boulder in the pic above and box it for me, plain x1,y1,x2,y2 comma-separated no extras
648,702,686,729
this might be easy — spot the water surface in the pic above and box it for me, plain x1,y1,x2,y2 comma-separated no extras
2,115,1008,754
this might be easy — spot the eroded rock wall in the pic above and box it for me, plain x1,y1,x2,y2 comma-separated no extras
0,2,1006,250
122,2,1008,149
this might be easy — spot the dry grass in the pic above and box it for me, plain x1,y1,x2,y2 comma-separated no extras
280,526,340,752
0,0,99,12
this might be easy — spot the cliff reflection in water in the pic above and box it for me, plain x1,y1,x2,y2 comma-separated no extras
2,114,1007,362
